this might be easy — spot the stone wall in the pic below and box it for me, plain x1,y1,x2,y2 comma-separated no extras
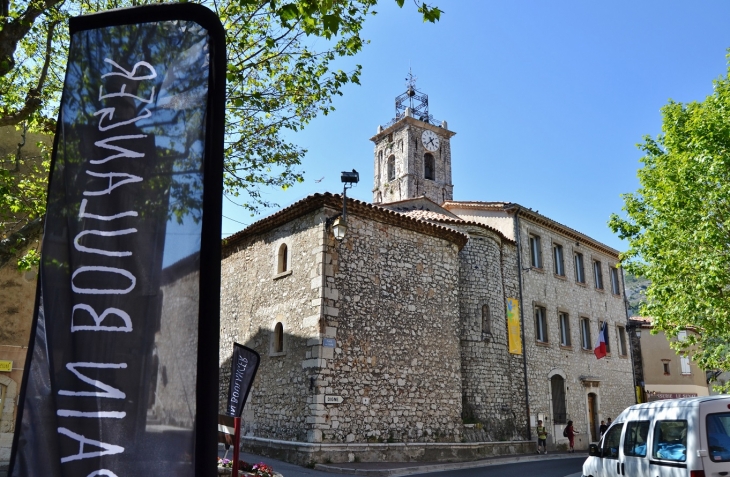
320,212,463,444
150,265,201,429
517,217,635,449
220,209,323,442
220,205,466,445
455,224,527,440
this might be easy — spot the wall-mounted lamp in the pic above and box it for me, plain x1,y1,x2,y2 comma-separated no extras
327,169,359,241
627,322,642,338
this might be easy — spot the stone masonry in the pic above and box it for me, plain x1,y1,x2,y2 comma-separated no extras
220,194,468,445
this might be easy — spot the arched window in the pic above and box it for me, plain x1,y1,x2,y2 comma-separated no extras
551,375,567,424
424,153,435,180
376,192,382,203
277,243,288,274
481,304,491,337
387,155,396,181
273,322,284,353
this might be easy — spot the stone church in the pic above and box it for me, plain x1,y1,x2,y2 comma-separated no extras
219,81,635,463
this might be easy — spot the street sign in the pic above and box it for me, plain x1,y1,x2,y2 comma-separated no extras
0,360,11,372
323,338,336,348
325,395,343,404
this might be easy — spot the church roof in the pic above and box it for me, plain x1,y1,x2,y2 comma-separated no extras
223,192,469,251
443,200,619,257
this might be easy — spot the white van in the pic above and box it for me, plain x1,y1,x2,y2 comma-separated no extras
582,395,730,477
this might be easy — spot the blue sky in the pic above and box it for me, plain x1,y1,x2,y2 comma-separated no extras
221,0,730,252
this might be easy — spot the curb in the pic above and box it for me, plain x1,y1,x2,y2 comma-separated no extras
314,452,585,476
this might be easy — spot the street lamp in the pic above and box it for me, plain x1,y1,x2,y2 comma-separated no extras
327,169,359,241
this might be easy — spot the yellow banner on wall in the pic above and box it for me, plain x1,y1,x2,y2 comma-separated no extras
506,298,522,355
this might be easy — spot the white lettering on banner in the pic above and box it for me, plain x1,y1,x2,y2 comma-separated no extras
82,170,143,196
79,199,138,221
94,107,152,131
228,355,249,415
71,304,132,332
71,266,136,295
58,362,128,399
57,410,126,419
74,229,137,257
91,135,147,165
102,58,157,80
61,53,158,475
86,471,120,477
57,427,124,463
99,84,156,104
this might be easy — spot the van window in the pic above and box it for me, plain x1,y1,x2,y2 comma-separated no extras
624,421,650,457
601,423,624,459
653,420,688,462
707,412,730,462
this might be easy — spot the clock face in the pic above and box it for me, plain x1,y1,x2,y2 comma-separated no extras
421,129,440,152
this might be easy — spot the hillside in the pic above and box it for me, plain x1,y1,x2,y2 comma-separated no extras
624,271,650,316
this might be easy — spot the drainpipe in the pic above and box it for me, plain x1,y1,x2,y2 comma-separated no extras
511,205,531,441
621,268,640,404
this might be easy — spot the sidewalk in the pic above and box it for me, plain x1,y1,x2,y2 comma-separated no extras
312,451,585,476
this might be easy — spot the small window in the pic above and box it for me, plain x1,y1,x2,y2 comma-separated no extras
663,361,671,375
653,420,687,462
593,260,604,289
277,243,288,274
601,423,624,459
610,267,621,294
273,322,284,353
481,304,491,337
387,155,396,181
424,153,435,180
680,356,691,375
624,421,650,457
707,413,730,462
553,244,565,276
678,330,687,341
398,139,403,152
535,306,548,342
559,312,571,347
575,253,585,283
529,235,542,268
617,326,627,356
580,317,591,349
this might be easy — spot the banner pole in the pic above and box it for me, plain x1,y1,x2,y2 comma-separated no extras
232,417,241,477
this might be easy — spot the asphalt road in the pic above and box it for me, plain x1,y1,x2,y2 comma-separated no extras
406,457,585,477
226,449,586,477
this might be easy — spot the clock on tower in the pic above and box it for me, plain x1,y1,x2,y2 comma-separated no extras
370,71,455,205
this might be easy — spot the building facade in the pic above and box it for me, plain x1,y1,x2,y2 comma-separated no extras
218,84,636,461
630,317,709,402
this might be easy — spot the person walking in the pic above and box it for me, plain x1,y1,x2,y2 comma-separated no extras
565,420,576,453
599,420,608,438
536,419,548,454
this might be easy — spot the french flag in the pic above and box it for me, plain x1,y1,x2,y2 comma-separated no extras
594,322,607,359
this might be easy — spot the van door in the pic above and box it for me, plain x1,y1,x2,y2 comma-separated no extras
600,423,624,477
622,420,651,476
700,403,730,476
649,419,690,477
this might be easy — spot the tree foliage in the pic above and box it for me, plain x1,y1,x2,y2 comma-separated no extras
0,0,441,269
609,56,730,391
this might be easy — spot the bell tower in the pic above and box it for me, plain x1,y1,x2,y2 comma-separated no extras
370,72,455,205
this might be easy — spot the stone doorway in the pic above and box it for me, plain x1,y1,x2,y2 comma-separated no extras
587,393,598,442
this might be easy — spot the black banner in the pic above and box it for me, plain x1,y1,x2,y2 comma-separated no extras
9,4,225,477
227,343,260,418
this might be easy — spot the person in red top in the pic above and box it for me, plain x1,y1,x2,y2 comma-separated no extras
565,420,576,453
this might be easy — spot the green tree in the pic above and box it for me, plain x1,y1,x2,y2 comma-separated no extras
0,0,441,269
609,56,730,391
